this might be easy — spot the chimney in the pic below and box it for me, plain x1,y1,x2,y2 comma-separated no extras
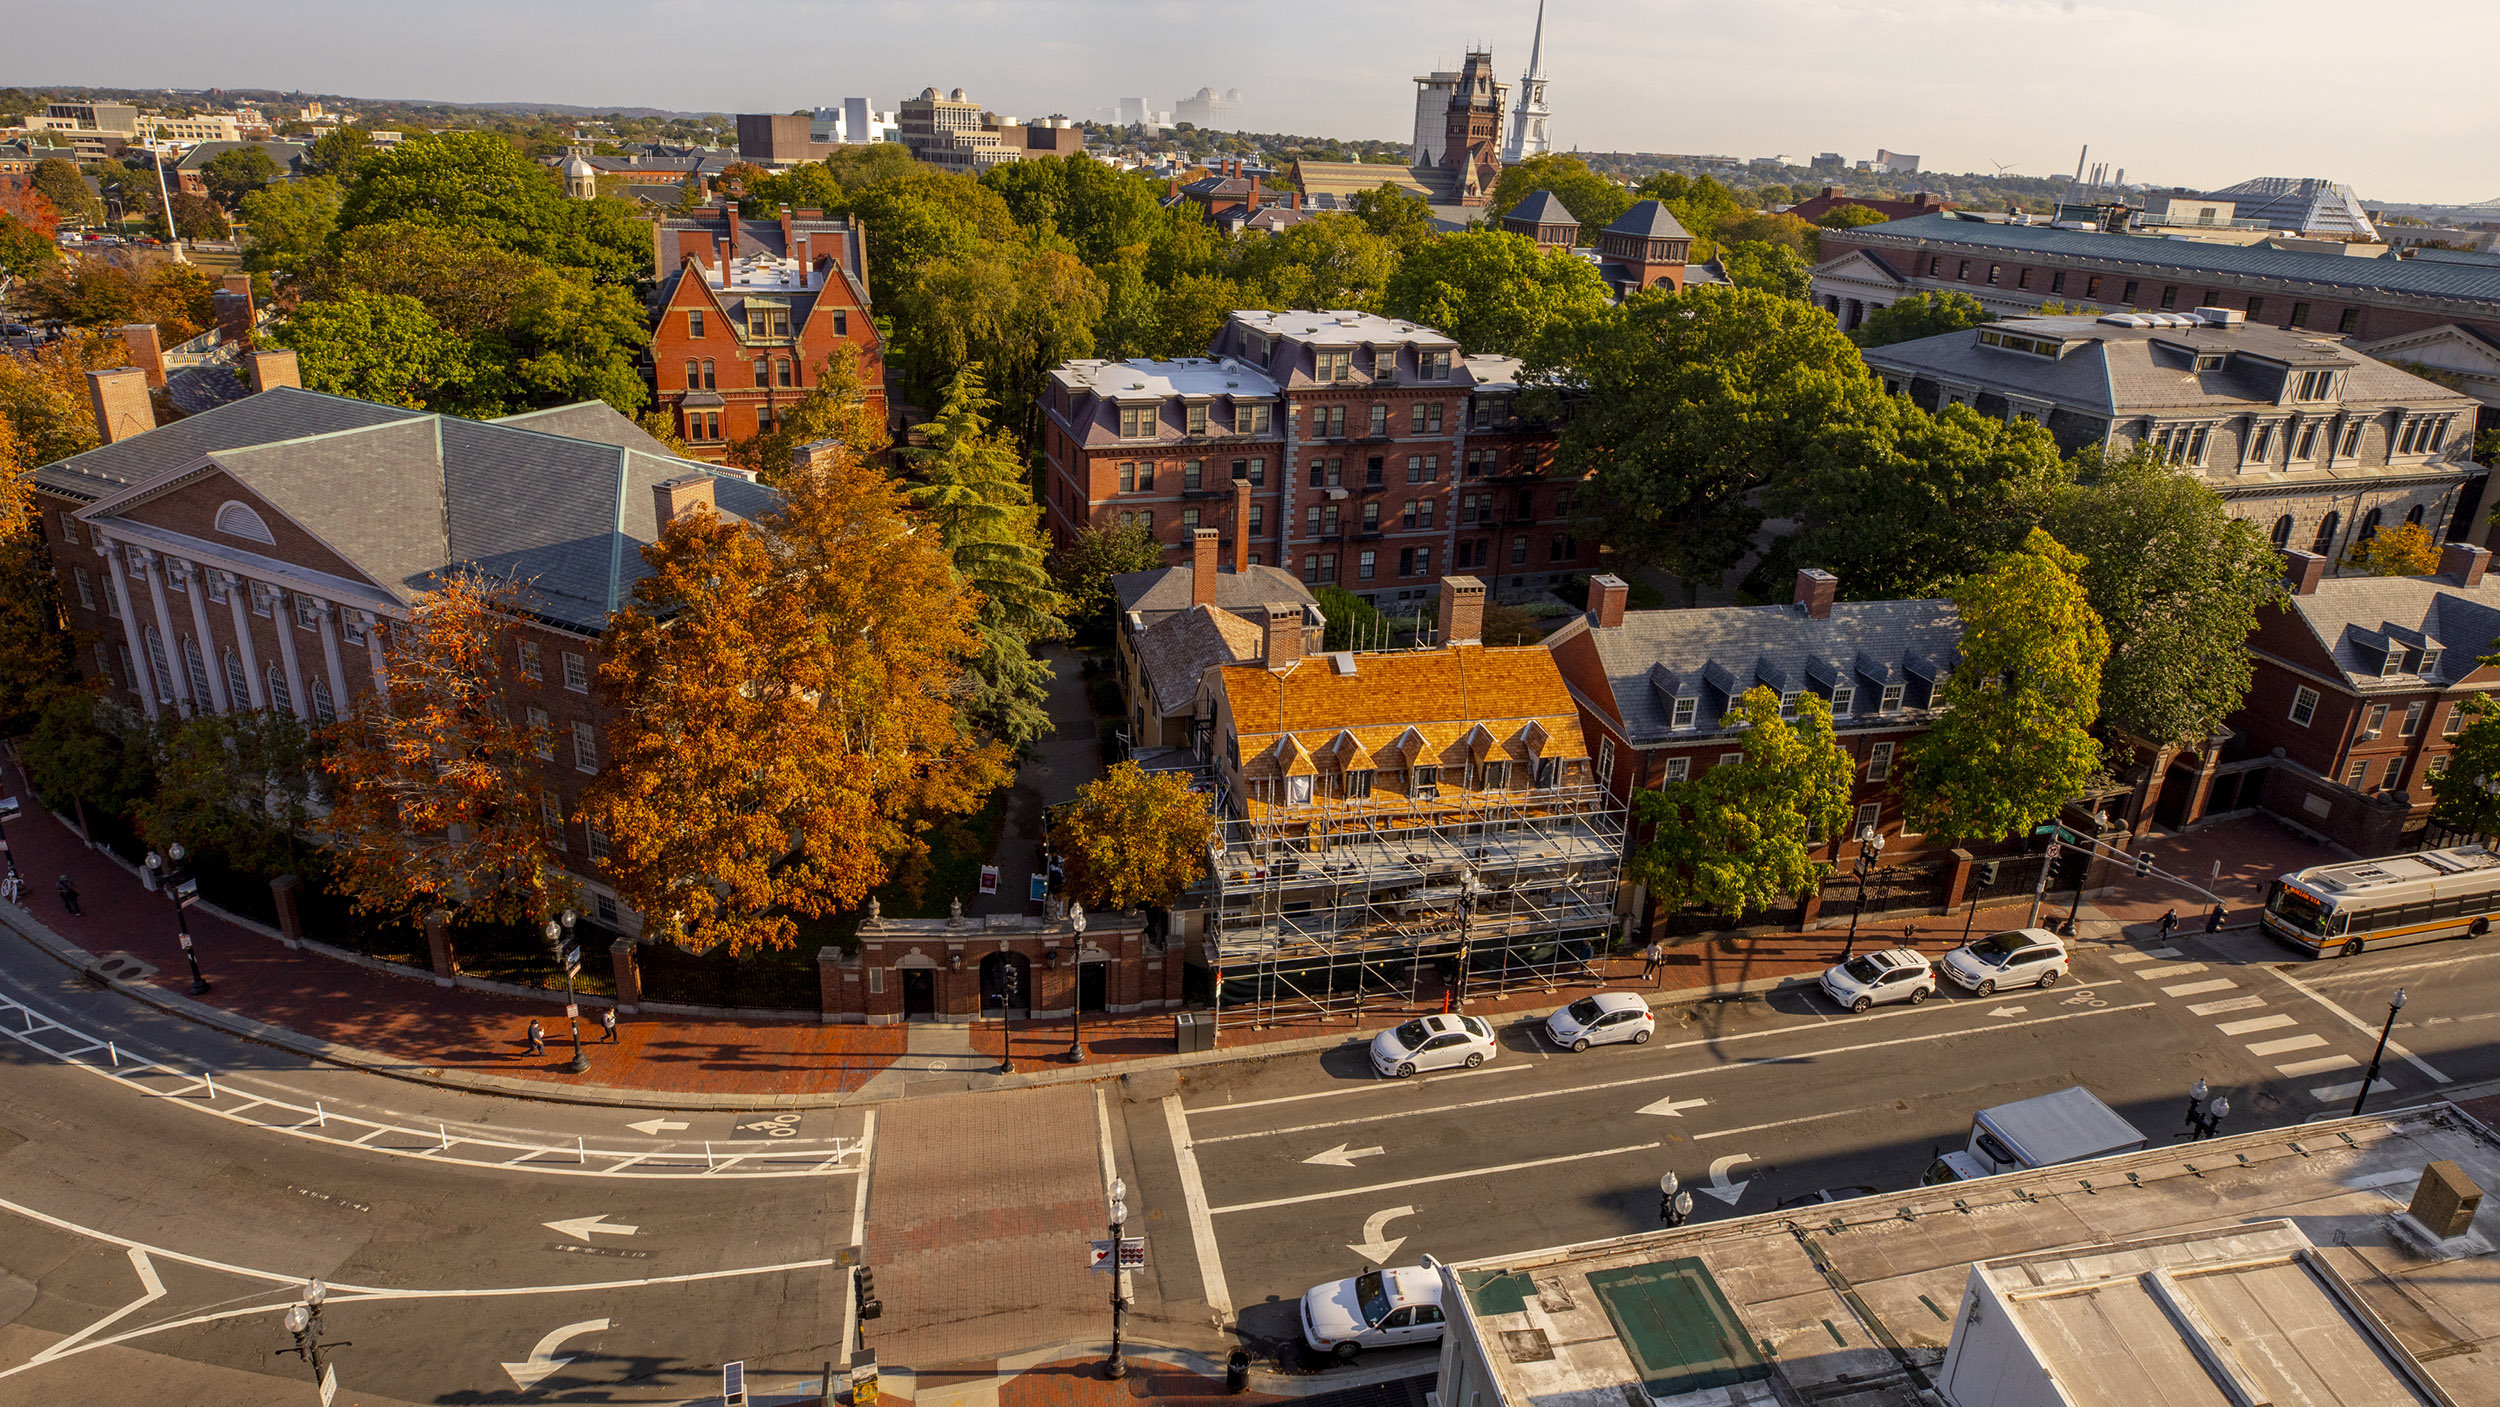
1191,527,1219,607
652,473,716,527
715,234,730,280
86,367,155,444
212,288,254,350
1167,176,1179,201
1589,573,1630,629
1439,574,1486,647
1291,191,1303,212
2440,541,2489,588
1247,174,1261,213
790,436,845,477
120,323,165,388
1231,478,1252,573
2280,548,2328,596
1263,603,1304,669
1795,567,1839,620
246,348,300,393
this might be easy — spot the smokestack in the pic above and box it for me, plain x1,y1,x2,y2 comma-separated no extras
1248,174,1260,213
212,288,254,350
1231,478,1252,574
791,437,845,478
87,367,155,444
653,473,716,528
246,349,300,393
1191,528,1218,607
120,323,165,388
1438,575,1485,647
2440,542,2489,588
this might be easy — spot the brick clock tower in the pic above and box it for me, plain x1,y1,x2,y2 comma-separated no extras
1441,50,1504,207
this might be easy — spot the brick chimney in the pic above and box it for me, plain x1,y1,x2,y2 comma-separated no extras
1191,527,1219,607
2440,541,2489,588
1291,191,1303,212
87,367,155,444
2280,548,2328,596
1263,603,1304,669
120,323,166,388
790,437,845,477
653,473,716,527
1231,478,1252,573
1439,574,1486,647
246,349,300,393
1167,176,1179,201
1795,567,1838,620
212,288,254,350
1247,174,1261,213
1589,573,1629,629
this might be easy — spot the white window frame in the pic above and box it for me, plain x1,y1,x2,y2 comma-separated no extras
1867,741,1895,783
1670,697,1697,730
562,651,589,693
2289,686,2320,727
1660,756,1690,785
528,706,554,759
572,720,598,773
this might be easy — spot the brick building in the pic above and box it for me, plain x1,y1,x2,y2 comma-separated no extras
1781,186,1951,224
26,369,774,932
1499,190,1580,249
1592,201,1693,296
1543,569,1964,937
821,906,1180,1024
1038,311,1590,610
1113,527,1320,752
895,88,1081,172
645,201,884,461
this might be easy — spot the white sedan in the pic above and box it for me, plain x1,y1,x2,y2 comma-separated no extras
1301,1258,1446,1361
1544,991,1656,1051
1369,1014,1497,1078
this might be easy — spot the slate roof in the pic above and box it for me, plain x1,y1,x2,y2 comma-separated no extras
1552,599,1963,744
1604,200,1690,239
1113,564,1315,622
1503,190,1579,227
491,401,682,458
1134,604,1263,716
172,139,309,175
31,386,421,504
2277,571,2500,691
1840,213,2500,306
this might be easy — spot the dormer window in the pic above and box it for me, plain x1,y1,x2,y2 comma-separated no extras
1419,350,1451,380
1880,682,1904,713
1119,404,1157,439
1779,690,1800,719
1670,697,1698,730
1314,349,1352,382
2195,353,2224,371
2294,369,2335,401
1241,402,1273,434
1186,403,1208,435
1830,683,1855,715
2419,647,2442,676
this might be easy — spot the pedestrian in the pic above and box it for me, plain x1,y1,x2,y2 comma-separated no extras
2158,908,2178,940
1,870,20,905
601,1006,618,1043
526,1018,545,1057
1640,939,1664,981
2205,903,2227,934
56,874,80,917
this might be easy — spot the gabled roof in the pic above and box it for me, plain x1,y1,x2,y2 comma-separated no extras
1504,190,1579,226
1134,604,1263,717
1214,644,1588,783
31,385,422,504
2274,570,2500,690
1114,564,1314,621
1604,200,1690,240
491,400,684,459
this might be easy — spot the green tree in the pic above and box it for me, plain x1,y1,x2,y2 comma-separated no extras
0,418,78,733
498,268,651,413
1629,686,1852,919
1055,761,1216,911
270,290,485,413
1902,530,2109,843
1232,213,1400,313
2043,447,2287,752
302,220,539,338
2345,519,2444,576
19,692,154,822
1381,227,1611,357
133,709,323,876
31,158,103,225
1486,153,1631,233
302,126,375,181
1348,182,1439,254
1713,211,1820,259
982,154,1168,267
840,167,1022,295
1631,171,1745,255
1816,204,1891,230
339,131,646,285
1316,585,1389,652
237,175,340,279
198,144,280,209
1717,240,1811,300
1051,521,1165,636
0,215,55,277
2429,696,2500,840
886,241,1105,441
1852,291,1994,348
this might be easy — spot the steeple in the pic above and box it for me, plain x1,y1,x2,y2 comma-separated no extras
1505,0,1553,163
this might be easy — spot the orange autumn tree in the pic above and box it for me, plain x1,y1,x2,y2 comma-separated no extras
586,444,1008,953
318,573,569,924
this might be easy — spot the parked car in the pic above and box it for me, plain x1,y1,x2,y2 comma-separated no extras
1817,948,1936,1013
1938,929,2069,996
1543,991,1655,1051
1300,1258,1446,1361
1369,1013,1497,1078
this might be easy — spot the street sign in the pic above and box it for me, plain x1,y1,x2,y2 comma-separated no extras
562,942,581,975
1089,1237,1147,1270
723,1360,747,1407
979,864,1000,895
1029,873,1048,902
318,1361,337,1407
565,1004,580,1020
2044,843,2062,862
173,878,199,901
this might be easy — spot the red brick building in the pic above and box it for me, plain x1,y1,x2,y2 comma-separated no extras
1782,186,1952,224
1038,311,1592,610
645,201,885,461
1592,200,1694,296
821,908,1179,1024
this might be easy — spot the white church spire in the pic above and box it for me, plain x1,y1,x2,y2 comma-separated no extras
1505,0,1553,163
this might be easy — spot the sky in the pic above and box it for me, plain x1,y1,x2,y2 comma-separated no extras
11,0,2498,205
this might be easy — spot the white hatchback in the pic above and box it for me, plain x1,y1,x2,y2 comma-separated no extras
1818,948,1937,1014
1939,928,2069,995
1544,991,1656,1051
1301,1258,1446,1361
1369,1014,1497,1078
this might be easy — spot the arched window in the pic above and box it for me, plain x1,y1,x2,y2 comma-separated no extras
222,647,249,707
2311,511,2340,556
182,635,212,708
143,625,172,701
265,665,291,714
2407,504,2425,527
214,501,276,545
2271,515,2293,548
2357,507,2384,543
311,677,336,724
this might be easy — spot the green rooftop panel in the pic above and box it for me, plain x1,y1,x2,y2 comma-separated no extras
1586,1258,1771,1398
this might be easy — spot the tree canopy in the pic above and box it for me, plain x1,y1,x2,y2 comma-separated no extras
1054,761,1216,911
272,289,482,413
198,145,281,209
2345,519,2444,576
1486,153,1632,233
1630,686,1853,918
1382,227,1611,357
1852,291,1993,348
2429,697,2500,839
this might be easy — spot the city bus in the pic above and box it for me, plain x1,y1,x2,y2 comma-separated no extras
2261,844,2500,957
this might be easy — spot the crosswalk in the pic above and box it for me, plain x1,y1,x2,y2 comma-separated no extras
2107,946,2396,1106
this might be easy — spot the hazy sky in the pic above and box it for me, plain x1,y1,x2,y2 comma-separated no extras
12,0,2497,204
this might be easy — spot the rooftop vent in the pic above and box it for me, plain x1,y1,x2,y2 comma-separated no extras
2195,306,2247,326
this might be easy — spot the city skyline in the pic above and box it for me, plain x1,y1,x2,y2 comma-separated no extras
6,0,2497,203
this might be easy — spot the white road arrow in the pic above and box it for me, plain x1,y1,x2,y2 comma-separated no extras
625,1117,689,1135
1989,1006,2029,1018
1346,1206,1415,1262
500,1317,610,1391
1637,1095,1710,1117
543,1214,639,1242
1699,1154,1753,1206
1303,1143,1387,1168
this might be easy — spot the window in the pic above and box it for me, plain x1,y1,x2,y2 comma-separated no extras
1362,501,1381,532
2311,511,2340,554
746,304,790,338
1511,535,1528,565
2430,754,2451,777
1928,256,1942,276
1248,503,1264,536
701,359,716,390
2271,514,2293,548
528,706,554,758
311,677,335,724
1364,456,1384,488
1595,735,1614,786
832,310,848,337
2295,369,2334,401
1867,741,1894,782
343,614,367,646
1243,403,1272,434
519,640,543,682
183,635,210,704
688,309,704,338
1855,802,1882,836
1411,765,1441,797
265,665,289,713
72,566,93,609
1301,553,1320,583
2159,284,2178,310
58,513,79,546
2385,757,2407,791
1119,404,1156,439
1358,548,1376,580
777,358,794,388
1662,756,1691,784
2122,280,2140,305
754,405,774,436
541,794,568,850
250,581,274,618
2445,704,2468,737
166,563,186,594
1368,403,1388,436
684,358,700,389
1549,534,1573,562
2051,271,2068,294
1118,462,1137,493
2294,423,2321,461
1956,259,1971,281
2362,702,2389,739
1183,458,1203,490
1410,402,1443,434
2346,758,2370,788
751,355,769,387
562,651,589,693
1413,547,1431,577
1983,263,1999,286
2247,422,2276,462
1187,403,1208,436
2334,420,2360,459
1880,682,1904,713
2017,267,2033,290
573,720,598,772
587,821,611,862
2085,275,2102,299
2288,302,2311,329
2338,308,2361,334
294,594,321,631
1314,349,1352,381
2289,686,2320,726
1830,683,1855,715
206,572,228,604
2245,296,2264,321
1419,350,1451,380
1342,768,1374,799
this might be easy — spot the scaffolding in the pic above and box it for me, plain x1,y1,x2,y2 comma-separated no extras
1195,782,1627,1029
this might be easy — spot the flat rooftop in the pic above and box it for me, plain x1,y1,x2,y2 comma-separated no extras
1438,1105,2500,1407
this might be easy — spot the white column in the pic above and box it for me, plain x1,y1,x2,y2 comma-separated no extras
316,601,352,718
222,571,267,709
141,549,196,717
103,540,162,720
271,588,313,721
362,611,390,698
180,561,230,713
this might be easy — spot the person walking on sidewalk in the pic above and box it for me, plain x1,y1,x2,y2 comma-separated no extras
2205,904,2227,934
2158,908,2178,940
1640,939,1664,983
526,1018,545,1058
600,1007,618,1043
56,874,80,917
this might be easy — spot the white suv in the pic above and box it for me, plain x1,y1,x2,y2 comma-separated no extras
1939,928,2069,996
1818,948,1936,1014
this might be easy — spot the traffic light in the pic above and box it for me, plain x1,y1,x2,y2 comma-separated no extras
855,1266,882,1321
2135,852,2155,877
1977,861,2000,886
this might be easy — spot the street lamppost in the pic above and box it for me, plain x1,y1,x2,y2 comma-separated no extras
1103,1176,1131,1380
2064,810,2109,936
0,793,23,904
1842,826,1886,959
1658,1172,1695,1228
274,1277,346,1397
1453,865,1486,1013
145,843,209,995
2353,988,2407,1117
2182,1078,2230,1140
542,909,590,1075
998,962,1019,1074
1065,903,1089,1064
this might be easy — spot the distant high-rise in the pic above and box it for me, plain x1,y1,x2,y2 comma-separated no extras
1504,0,1553,163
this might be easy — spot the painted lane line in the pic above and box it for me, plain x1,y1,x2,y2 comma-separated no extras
2311,1078,2397,1104
2107,950,2153,964
2188,996,2268,1016
1637,1096,1710,1117
838,1108,876,1371
1304,1143,1389,1166
2296,951,2500,983
1182,979,2140,1120
26,1248,165,1366
1095,1086,1121,1195
2215,1014,2296,1036
1693,1107,1860,1142
2264,966,2451,1084
2276,1055,2358,1078
2245,1034,2329,1057
2138,962,2207,978
1210,1141,1663,1215
2161,979,2239,997
1163,1095,1233,1320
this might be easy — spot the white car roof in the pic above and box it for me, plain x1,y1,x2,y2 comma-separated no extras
1589,991,1649,1015
1870,948,1929,969
1384,1266,1444,1304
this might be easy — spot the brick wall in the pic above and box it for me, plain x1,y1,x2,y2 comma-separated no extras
820,911,1182,1024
